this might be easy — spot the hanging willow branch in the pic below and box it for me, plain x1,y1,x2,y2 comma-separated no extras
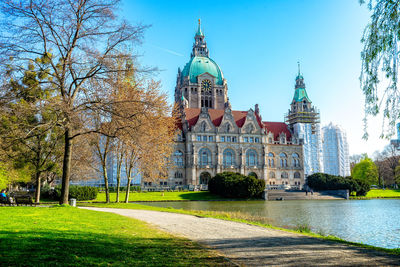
360,0,400,139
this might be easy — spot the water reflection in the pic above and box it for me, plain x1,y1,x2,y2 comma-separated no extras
141,199,400,249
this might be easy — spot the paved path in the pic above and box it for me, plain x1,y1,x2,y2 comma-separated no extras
81,207,400,266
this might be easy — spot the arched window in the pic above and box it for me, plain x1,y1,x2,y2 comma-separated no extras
280,159,287,167
174,150,184,167
200,121,207,132
292,153,300,167
281,172,288,178
269,172,275,178
198,148,211,166
174,172,183,178
223,149,235,166
246,149,257,166
225,123,231,133
294,172,301,178
200,172,211,184
246,124,254,133
268,137,273,143
268,159,275,167
280,153,288,167
268,152,275,167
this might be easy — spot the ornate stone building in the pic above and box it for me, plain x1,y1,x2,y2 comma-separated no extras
286,66,323,177
168,21,305,189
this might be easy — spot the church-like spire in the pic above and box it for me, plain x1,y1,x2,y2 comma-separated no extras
298,61,301,76
295,61,305,89
191,19,209,57
292,63,311,102
196,19,204,36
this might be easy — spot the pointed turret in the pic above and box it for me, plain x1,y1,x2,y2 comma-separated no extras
191,19,209,57
295,62,305,89
292,62,311,103
196,18,204,36
286,64,320,133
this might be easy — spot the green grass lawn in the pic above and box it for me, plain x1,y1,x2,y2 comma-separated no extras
0,206,231,266
365,189,400,198
93,191,224,202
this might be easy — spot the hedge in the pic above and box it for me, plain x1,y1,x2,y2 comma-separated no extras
306,173,370,196
208,172,265,198
42,185,98,201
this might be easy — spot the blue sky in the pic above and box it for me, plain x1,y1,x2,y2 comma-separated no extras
120,0,389,156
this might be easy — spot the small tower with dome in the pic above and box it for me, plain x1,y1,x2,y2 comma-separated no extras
175,20,228,109
285,63,323,176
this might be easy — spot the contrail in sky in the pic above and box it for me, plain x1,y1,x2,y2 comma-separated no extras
149,44,184,57
149,44,183,57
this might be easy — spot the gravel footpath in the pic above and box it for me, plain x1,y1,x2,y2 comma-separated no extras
81,207,400,266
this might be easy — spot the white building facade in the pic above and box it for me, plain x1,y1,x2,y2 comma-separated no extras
322,123,350,177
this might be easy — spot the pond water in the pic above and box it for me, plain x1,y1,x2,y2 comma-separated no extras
141,199,400,249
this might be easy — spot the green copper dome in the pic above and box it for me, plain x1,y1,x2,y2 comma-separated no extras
293,87,311,102
181,56,224,85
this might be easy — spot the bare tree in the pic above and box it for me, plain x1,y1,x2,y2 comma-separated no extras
0,0,148,204
114,139,125,202
91,128,114,203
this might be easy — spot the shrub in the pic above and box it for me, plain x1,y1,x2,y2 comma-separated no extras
45,185,98,201
208,172,265,198
68,185,98,201
41,184,58,200
307,173,370,196
354,178,370,196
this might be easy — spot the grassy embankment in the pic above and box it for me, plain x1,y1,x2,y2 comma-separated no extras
91,191,227,202
0,206,231,266
80,202,400,256
352,189,400,199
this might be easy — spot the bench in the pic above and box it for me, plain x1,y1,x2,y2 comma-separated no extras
14,195,37,206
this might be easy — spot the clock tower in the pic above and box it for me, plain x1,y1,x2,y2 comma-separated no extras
175,20,228,109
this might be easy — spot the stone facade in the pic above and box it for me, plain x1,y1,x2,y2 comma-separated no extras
166,22,305,189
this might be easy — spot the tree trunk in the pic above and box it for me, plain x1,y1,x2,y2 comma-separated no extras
116,157,122,203
60,128,73,205
102,161,110,203
34,172,41,203
125,177,132,203
116,172,121,203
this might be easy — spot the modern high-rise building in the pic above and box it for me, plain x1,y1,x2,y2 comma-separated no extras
286,67,323,177
322,123,350,177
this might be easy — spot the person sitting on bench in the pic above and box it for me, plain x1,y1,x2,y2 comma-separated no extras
0,189,10,204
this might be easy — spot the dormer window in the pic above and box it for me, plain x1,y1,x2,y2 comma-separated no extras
280,136,286,144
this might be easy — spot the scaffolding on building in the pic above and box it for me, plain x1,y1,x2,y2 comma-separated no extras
285,108,320,133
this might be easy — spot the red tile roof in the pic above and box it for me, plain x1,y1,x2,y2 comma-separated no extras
184,108,263,128
178,108,292,141
263,121,291,141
